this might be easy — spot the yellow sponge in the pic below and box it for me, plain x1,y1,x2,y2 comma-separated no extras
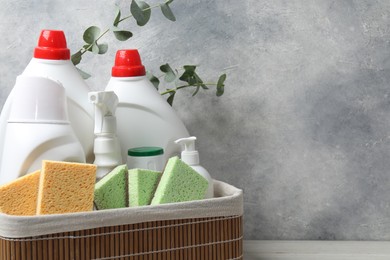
0,170,40,216
37,160,97,215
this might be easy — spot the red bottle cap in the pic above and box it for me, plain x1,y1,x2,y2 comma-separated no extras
33,30,70,60
112,49,146,77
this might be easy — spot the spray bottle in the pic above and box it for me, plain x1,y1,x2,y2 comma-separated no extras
175,137,214,198
89,91,122,180
0,76,85,185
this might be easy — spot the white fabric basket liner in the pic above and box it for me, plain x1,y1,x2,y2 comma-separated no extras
0,180,243,238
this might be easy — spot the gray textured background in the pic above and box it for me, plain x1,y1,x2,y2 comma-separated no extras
1,0,390,240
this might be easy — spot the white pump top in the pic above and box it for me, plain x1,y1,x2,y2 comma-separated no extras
175,136,199,165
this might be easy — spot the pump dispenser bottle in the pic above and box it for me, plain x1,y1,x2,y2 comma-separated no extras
0,76,85,185
175,136,214,198
0,29,94,165
105,49,190,162
89,91,122,180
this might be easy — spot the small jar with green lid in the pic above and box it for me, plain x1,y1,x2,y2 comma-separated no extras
127,146,164,171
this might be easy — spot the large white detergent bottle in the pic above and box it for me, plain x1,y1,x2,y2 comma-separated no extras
0,29,94,164
0,76,85,185
105,49,190,162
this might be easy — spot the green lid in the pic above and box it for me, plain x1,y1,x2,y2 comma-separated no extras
128,147,164,157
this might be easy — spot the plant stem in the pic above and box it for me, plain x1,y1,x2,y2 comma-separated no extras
160,83,218,95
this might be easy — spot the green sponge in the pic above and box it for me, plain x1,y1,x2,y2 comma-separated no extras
151,156,208,205
128,169,161,207
94,164,128,209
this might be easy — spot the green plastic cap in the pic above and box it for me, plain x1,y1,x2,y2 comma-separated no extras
128,147,164,157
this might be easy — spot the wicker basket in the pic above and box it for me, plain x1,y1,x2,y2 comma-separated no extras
0,180,243,259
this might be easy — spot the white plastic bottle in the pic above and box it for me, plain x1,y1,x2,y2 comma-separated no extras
0,29,94,164
105,49,190,162
175,137,214,199
0,76,85,185
88,91,122,180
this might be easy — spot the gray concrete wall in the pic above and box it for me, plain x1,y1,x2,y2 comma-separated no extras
1,0,390,240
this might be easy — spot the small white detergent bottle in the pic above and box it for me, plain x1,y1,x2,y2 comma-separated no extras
175,136,214,198
105,49,190,162
88,91,122,180
0,29,94,164
0,76,85,185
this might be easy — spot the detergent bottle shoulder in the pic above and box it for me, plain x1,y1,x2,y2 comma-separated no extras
0,76,85,185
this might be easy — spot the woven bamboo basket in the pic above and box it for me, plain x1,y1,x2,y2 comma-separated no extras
0,180,243,259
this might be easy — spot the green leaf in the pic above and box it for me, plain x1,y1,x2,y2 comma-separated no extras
179,66,208,90
76,68,91,79
113,30,133,41
161,3,176,21
91,43,100,54
98,43,108,54
179,65,196,83
192,86,200,96
131,0,151,26
188,77,197,85
146,71,160,90
217,73,226,87
216,73,226,96
83,26,101,44
167,91,176,106
160,63,176,82
71,51,82,66
113,7,121,26
138,1,151,22
216,86,224,96
194,73,208,89
166,0,174,4
183,65,196,74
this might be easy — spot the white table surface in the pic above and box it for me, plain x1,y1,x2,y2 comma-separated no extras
244,240,390,260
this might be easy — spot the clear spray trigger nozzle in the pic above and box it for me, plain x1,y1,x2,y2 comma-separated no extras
88,91,119,134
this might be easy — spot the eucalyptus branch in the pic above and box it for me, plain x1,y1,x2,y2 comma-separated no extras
148,63,226,105
71,0,228,106
71,0,176,69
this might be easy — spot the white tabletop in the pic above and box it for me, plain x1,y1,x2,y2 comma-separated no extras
244,240,390,260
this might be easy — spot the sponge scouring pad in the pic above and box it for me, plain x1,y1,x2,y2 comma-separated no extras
36,160,97,215
151,156,208,205
128,168,161,207
0,170,40,216
94,164,128,209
